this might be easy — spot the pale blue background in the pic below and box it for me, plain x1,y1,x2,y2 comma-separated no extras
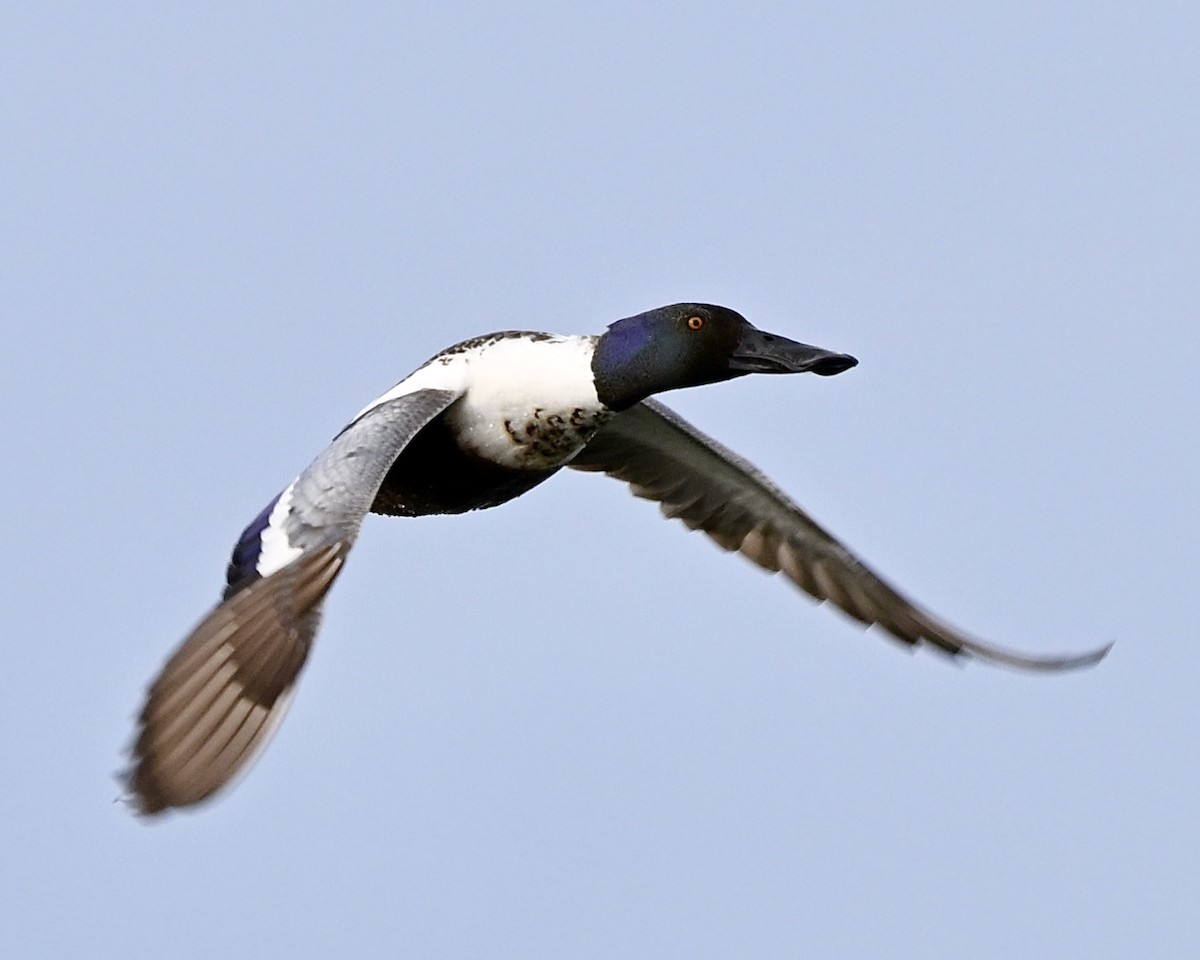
2,3,1197,957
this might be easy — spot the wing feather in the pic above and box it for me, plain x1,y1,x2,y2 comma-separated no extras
570,399,1110,671
126,388,461,814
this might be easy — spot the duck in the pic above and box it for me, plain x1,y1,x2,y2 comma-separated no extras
125,302,1110,815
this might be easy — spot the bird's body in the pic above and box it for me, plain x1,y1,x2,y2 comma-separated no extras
366,332,611,515
127,303,1109,816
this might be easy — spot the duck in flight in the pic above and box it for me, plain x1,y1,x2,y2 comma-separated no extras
126,303,1110,815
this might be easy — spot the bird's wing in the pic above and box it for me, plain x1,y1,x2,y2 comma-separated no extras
569,399,1110,671
126,387,461,815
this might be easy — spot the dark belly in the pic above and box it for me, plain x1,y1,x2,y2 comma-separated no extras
370,416,559,517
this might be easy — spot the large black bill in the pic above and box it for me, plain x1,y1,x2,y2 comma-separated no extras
730,327,858,377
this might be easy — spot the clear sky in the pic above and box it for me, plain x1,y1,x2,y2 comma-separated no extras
2,2,1197,958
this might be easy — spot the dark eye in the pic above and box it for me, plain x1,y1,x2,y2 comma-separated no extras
687,316,704,331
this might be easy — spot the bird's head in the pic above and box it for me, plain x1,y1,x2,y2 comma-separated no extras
592,303,857,410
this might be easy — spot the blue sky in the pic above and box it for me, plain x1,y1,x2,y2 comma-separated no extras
2,2,1197,957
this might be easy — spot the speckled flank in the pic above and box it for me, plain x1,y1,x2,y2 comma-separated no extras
350,331,607,471
438,334,608,469
501,406,609,467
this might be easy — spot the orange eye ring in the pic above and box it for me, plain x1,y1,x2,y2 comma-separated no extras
687,316,704,331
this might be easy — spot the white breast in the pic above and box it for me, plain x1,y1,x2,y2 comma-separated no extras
446,335,611,469
354,333,612,470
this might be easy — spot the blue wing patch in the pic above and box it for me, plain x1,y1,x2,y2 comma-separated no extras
223,492,282,599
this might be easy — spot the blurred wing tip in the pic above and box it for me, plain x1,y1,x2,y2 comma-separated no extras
957,637,1114,673
114,760,168,818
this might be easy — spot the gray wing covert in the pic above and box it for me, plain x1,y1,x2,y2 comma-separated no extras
127,388,461,815
570,399,1110,672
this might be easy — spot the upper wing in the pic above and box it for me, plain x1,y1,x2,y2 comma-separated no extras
126,387,461,815
569,399,1111,671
